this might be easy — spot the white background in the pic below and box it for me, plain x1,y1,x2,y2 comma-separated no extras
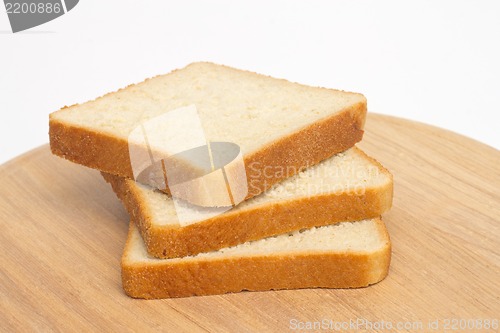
0,0,499,164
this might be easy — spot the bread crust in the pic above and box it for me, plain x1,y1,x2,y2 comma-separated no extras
121,219,391,299
243,102,366,198
102,147,393,259
49,98,366,202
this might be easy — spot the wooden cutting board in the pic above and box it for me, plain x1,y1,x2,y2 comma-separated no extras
1,114,498,332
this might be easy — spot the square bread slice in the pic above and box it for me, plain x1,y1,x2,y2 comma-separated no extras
122,218,391,299
50,62,366,202
103,147,393,258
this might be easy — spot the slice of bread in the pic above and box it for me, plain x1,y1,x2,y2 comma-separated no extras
122,218,391,299
103,147,393,258
50,62,366,202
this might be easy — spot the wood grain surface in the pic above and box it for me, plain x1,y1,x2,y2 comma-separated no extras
0,114,499,332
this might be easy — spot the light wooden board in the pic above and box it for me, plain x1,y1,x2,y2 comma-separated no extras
0,114,499,332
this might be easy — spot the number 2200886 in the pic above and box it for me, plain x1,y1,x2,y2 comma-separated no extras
5,2,62,14
443,318,498,330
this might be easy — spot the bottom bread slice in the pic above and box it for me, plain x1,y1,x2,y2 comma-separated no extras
122,218,391,299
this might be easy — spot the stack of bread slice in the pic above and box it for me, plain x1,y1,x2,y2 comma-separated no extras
49,62,393,299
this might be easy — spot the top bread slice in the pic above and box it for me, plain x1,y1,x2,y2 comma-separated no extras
50,62,366,204
103,147,393,258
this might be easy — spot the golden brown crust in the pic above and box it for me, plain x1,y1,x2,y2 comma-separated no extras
121,219,391,299
49,118,134,178
243,102,366,198
102,148,393,259
50,101,366,202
